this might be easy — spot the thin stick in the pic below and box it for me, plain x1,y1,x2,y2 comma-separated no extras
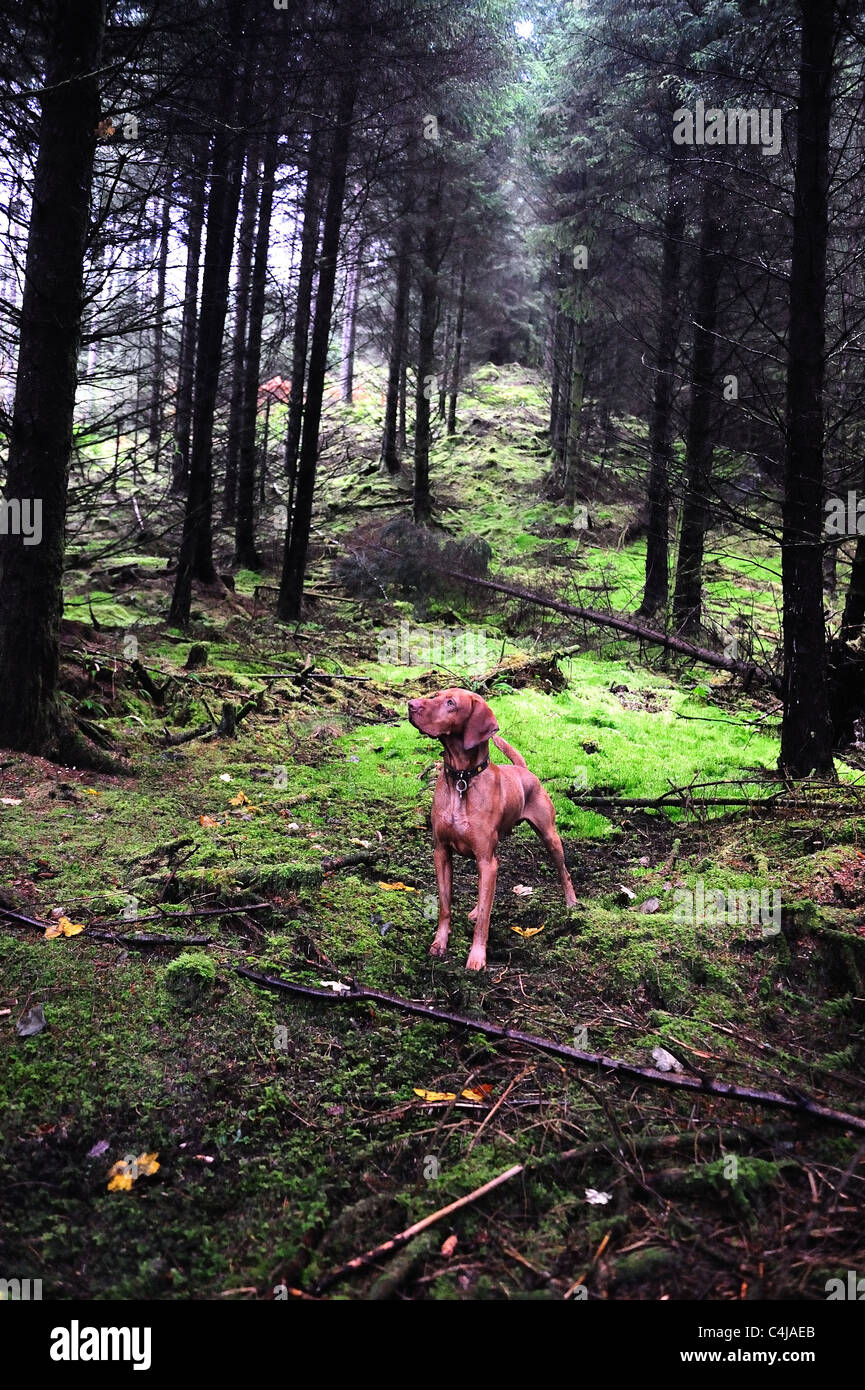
314,1163,524,1294
236,967,865,1135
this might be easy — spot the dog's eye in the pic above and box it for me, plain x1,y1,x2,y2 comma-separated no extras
446,698,455,708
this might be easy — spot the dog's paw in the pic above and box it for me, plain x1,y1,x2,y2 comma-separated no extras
429,938,449,959
465,950,487,971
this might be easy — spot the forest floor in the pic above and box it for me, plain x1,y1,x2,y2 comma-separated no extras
1,365,864,1301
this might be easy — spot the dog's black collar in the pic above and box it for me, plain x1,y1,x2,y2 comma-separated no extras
443,756,489,797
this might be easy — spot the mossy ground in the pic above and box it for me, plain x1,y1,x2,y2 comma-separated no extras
1,365,863,1300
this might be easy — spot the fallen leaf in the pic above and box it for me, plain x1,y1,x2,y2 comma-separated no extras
413,1088,457,1102
638,897,661,914
107,1151,160,1192
513,884,534,897
87,1139,110,1158
0,797,22,806
219,773,233,782
585,1188,612,1205
461,1085,494,1102
441,1234,458,1258
651,1046,684,1073
107,1168,134,1192
318,980,351,995
229,791,249,806
377,881,417,892
511,925,544,938
199,814,220,828
83,788,101,797
16,1005,47,1038
45,916,85,939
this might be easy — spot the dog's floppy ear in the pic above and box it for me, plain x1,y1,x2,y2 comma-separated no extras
462,695,498,750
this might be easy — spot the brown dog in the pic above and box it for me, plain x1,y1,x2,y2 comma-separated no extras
408,688,577,970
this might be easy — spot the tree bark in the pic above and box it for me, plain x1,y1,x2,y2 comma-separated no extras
169,4,246,626
780,0,835,776
381,211,412,472
638,160,684,618
0,0,104,756
413,175,443,523
672,183,724,635
278,75,358,620
283,126,322,491
339,212,363,403
172,136,208,495
446,258,467,436
223,141,261,525
235,126,279,569
148,180,172,465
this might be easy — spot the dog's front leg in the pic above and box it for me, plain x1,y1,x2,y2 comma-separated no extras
430,842,453,958
466,854,498,971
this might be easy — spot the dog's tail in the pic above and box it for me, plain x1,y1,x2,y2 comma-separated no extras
492,733,527,767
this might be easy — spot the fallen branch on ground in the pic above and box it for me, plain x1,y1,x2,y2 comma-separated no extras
315,1126,767,1294
321,850,383,873
313,1163,524,1294
0,902,269,940
236,967,865,1135
0,906,212,949
357,546,781,690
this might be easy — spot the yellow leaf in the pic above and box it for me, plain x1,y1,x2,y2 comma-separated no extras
106,1151,160,1191
107,1170,134,1192
83,788,101,796
378,881,417,892
229,791,249,806
199,814,219,828
44,922,63,939
413,1088,457,1102
511,925,544,938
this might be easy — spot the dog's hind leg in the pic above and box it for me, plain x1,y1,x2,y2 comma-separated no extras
522,786,577,907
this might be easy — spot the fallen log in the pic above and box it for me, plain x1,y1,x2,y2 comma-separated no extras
358,545,781,690
236,967,865,1136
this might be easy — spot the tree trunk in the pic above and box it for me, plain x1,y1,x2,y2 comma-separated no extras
0,0,104,756
446,258,467,436
672,184,724,635
381,212,412,472
438,284,454,419
283,126,322,489
278,75,358,620
172,136,208,495
840,487,865,641
638,161,684,618
563,287,585,508
223,141,261,525
339,215,363,403
413,176,443,523
235,126,279,569
780,0,835,777
169,6,246,626
553,317,573,474
148,181,172,465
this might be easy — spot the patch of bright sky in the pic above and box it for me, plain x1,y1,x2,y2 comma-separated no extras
514,19,534,39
